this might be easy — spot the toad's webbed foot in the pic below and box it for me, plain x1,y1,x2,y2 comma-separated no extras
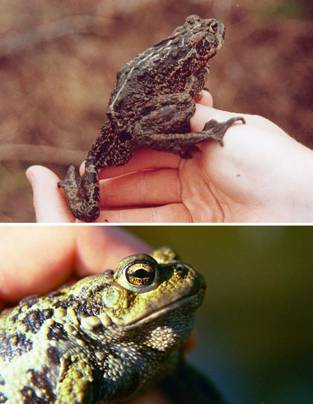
58,164,100,222
202,116,246,146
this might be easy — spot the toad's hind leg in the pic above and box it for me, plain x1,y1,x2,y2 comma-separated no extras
58,118,129,222
58,162,100,222
136,116,245,158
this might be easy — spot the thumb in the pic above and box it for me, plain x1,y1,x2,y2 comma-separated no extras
191,104,246,132
26,165,74,222
191,104,284,135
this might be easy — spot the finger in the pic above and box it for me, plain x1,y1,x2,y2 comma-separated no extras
190,104,244,132
183,329,197,352
197,90,213,107
99,169,180,208
0,227,77,302
75,227,151,277
0,227,151,303
97,203,192,223
191,104,283,134
26,165,74,223
96,149,180,179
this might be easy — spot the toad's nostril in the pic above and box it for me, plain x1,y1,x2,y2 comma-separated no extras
175,263,188,278
210,21,218,34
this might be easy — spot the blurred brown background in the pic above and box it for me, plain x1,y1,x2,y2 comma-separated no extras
0,0,312,221
130,226,313,404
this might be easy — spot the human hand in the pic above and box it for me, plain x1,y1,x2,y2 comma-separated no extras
0,226,171,403
0,227,150,305
27,91,313,222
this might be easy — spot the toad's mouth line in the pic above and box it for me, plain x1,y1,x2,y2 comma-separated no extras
120,288,205,330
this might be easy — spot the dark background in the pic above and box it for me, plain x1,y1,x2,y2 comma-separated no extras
130,226,313,403
0,0,312,221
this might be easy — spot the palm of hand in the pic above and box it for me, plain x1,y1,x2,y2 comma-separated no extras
27,91,312,223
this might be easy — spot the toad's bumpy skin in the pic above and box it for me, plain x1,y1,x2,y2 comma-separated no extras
0,247,222,404
58,15,245,222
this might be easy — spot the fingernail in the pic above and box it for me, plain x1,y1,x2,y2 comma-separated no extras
25,167,35,185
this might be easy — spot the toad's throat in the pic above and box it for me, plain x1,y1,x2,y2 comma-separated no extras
118,288,205,330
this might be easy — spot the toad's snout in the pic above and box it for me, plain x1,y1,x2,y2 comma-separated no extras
204,18,225,44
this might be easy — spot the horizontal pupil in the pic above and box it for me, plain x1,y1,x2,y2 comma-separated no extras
133,268,150,278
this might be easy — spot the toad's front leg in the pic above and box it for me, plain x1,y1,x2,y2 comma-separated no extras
134,92,245,157
56,358,96,404
136,117,245,158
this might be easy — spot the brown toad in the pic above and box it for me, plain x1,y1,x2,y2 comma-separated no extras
0,247,222,403
59,15,244,221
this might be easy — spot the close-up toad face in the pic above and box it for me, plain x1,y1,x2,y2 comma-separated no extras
0,246,206,403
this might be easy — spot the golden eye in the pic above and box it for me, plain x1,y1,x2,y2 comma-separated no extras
126,263,155,286
115,254,159,292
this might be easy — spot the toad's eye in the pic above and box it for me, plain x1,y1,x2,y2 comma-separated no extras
126,263,155,286
186,15,201,25
115,254,159,292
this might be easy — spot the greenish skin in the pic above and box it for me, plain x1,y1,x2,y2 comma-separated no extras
0,247,223,403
